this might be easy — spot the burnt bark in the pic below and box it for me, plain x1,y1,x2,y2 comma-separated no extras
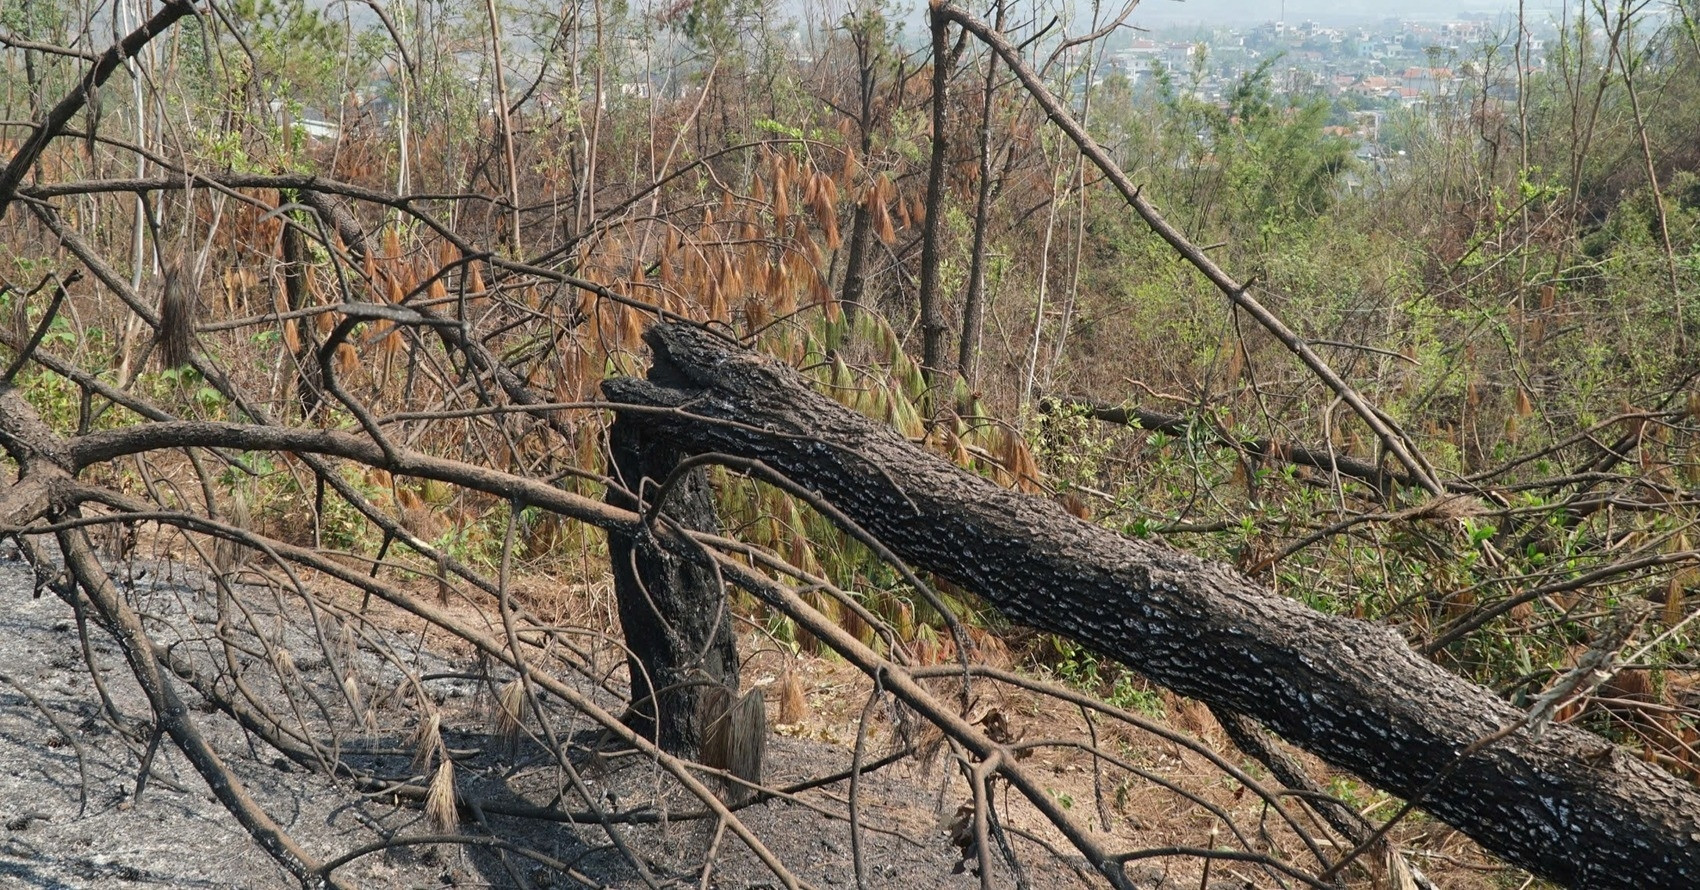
838,203,875,319
957,4,1004,384
603,322,1700,890
280,220,324,419
605,409,738,755
915,8,952,382
834,16,882,324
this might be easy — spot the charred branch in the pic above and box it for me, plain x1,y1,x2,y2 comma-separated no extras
0,0,197,220
602,322,1700,890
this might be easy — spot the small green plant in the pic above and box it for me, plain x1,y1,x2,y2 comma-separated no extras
1045,638,1165,718
1106,674,1165,718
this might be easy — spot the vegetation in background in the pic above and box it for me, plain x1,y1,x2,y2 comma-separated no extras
3,0,1699,850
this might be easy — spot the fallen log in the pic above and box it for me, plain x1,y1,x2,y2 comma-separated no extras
603,322,1700,890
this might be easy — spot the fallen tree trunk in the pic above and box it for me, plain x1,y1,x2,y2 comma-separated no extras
603,323,1700,890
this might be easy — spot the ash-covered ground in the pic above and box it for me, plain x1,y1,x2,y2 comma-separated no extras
0,543,1117,889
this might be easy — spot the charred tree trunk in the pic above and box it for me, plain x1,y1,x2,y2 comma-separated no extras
957,9,1003,385
838,203,875,320
836,21,880,324
280,220,323,420
915,8,952,382
604,409,739,756
603,322,1700,890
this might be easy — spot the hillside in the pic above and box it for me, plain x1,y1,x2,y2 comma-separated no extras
2,0,1699,887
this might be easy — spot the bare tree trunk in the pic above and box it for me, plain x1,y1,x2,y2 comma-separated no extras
1604,0,1686,352
280,220,323,420
916,7,952,382
838,203,874,319
602,322,1700,890
482,0,522,255
605,410,739,755
957,0,1006,387
957,71,996,383
835,19,882,323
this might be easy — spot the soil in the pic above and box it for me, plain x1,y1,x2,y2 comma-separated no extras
0,539,1519,889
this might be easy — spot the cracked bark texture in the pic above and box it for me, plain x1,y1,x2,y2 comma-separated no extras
602,322,1700,890
606,404,738,755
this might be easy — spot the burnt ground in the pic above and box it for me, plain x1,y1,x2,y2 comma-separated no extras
0,543,1135,890
0,538,1521,890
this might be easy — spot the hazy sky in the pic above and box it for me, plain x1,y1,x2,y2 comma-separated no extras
1126,0,1572,26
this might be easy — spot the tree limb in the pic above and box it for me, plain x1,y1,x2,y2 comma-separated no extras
933,1,1444,496
601,322,1700,890
0,0,197,220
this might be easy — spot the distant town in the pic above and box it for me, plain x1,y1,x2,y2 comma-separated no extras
291,8,1581,167
1086,12,1577,181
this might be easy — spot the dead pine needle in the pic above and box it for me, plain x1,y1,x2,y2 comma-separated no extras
778,667,808,724
410,709,443,771
425,758,458,833
698,685,766,804
495,678,529,744
155,265,196,369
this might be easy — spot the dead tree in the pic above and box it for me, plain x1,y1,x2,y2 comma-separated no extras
603,321,1700,890
605,402,740,756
